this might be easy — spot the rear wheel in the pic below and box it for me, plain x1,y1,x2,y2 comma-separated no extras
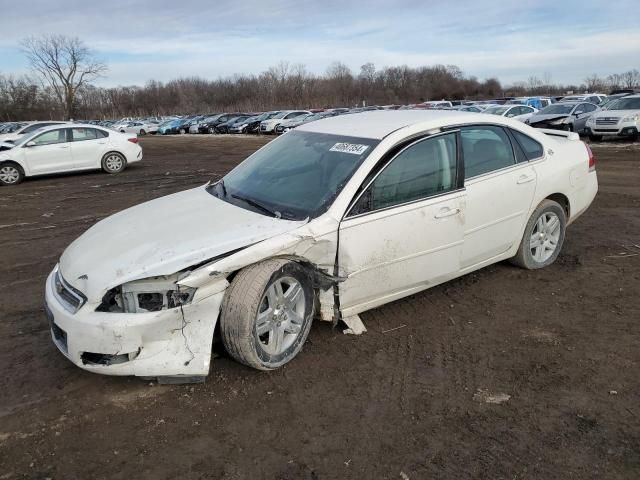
0,162,24,186
101,152,127,174
510,200,566,269
220,259,314,370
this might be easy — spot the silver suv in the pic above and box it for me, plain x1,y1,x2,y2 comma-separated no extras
585,94,640,141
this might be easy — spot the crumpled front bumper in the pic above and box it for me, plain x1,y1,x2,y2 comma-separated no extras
44,269,226,378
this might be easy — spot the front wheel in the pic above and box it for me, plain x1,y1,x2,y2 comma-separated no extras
0,162,24,186
510,199,566,269
101,152,127,174
220,259,314,370
139,129,146,136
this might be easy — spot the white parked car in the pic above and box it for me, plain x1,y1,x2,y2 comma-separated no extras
0,124,143,186
483,104,538,122
0,121,67,143
118,121,159,136
260,110,311,133
585,94,640,141
44,111,597,382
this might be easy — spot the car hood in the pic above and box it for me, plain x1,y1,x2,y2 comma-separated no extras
0,133,20,142
59,186,306,302
529,114,570,123
595,108,640,117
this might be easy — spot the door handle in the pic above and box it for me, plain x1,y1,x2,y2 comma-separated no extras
434,207,461,219
58,145,69,149
517,175,535,184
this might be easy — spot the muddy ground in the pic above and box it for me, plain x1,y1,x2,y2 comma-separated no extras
0,135,638,479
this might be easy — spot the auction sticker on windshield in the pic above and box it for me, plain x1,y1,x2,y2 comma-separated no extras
330,143,370,155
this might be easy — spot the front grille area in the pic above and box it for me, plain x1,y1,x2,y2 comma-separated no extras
45,303,68,353
53,269,86,313
596,117,620,126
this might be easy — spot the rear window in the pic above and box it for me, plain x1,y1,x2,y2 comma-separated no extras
511,130,544,160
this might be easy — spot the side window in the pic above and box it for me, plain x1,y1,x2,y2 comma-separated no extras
71,128,98,142
511,129,544,160
460,126,516,178
30,129,67,146
350,133,457,215
96,129,109,138
582,103,597,113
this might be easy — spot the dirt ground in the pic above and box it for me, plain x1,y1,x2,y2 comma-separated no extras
0,134,638,480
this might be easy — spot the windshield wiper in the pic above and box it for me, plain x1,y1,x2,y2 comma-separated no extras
231,193,281,219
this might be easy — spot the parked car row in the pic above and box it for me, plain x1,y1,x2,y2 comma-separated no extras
4,91,638,147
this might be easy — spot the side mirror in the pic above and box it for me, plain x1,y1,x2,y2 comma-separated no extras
25,141,36,147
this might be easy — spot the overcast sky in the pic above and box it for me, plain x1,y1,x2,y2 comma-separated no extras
1,0,638,87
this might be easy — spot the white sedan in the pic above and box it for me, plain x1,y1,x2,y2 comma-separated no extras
0,124,143,186
45,111,597,382
484,104,538,122
118,121,159,136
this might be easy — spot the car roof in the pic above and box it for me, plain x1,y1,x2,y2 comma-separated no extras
297,110,522,140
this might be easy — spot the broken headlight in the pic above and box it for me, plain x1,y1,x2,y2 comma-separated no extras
97,275,196,313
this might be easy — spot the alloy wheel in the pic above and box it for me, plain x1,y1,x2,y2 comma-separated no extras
255,276,306,355
529,212,561,262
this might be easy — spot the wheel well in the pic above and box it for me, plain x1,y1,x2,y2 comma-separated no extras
546,193,570,218
102,151,126,162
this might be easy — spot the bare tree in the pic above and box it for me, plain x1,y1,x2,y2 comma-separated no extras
21,35,107,119
620,69,640,89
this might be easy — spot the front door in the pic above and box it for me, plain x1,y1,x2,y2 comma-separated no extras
338,131,465,316
23,128,73,175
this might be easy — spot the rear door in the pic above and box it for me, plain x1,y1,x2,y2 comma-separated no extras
338,131,465,314
460,125,538,270
69,127,107,169
23,128,74,175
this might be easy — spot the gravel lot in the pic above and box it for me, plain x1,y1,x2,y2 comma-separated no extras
0,135,638,479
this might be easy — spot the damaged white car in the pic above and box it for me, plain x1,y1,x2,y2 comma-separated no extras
45,110,598,382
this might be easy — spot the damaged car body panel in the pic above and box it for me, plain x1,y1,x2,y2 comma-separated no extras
45,110,598,379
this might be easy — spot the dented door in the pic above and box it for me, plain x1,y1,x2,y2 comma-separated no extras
336,131,465,316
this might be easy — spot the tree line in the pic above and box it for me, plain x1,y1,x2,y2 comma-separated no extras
1,35,638,121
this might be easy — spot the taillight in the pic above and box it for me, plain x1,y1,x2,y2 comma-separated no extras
128,137,139,144
585,143,595,172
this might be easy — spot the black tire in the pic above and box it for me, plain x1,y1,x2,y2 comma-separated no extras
0,162,25,186
220,259,314,370
179,129,186,135
208,127,216,134
139,129,146,136
510,199,566,270
101,152,127,174
589,134,602,142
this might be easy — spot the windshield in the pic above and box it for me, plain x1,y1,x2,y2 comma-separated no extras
484,106,509,115
212,130,380,220
539,104,575,114
606,97,640,110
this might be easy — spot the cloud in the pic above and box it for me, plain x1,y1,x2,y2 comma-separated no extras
1,0,638,86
